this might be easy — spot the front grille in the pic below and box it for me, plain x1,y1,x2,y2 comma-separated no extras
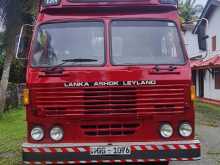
81,123,140,136
83,88,137,114
31,83,187,117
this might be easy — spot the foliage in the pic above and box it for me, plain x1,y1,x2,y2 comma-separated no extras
0,33,26,83
9,60,26,83
0,0,38,115
0,32,5,54
178,0,203,22
0,0,38,83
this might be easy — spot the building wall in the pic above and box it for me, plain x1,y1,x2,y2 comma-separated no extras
206,7,220,57
203,70,220,100
202,7,220,100
183,31,200,58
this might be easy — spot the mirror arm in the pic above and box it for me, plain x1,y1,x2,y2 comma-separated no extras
16,26,25,59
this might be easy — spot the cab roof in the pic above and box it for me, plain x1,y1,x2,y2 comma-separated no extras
40,0,178,11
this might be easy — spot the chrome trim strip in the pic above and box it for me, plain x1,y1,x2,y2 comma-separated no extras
22,139,200,148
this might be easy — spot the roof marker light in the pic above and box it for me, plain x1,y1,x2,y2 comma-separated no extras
43,0,61,7
160,0,177,5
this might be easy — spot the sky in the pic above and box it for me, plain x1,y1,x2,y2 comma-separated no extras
0,7,4,32
196,0,208,6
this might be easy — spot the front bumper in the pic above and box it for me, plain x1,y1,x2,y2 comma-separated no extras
23,140,201,164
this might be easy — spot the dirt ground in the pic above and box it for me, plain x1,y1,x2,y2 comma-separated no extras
171,109,220,165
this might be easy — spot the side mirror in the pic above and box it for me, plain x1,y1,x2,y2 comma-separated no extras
197,24,208,51
16,24,34,60
198,34,209,51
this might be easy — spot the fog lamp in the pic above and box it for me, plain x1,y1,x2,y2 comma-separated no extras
179,123,192,137
160,124,173,138
31,127,44,141
50,126,64,141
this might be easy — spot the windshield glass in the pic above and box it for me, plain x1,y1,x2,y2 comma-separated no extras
111,21,185,65
31,22,105,67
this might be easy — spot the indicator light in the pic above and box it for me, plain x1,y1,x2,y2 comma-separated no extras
191,85,196,101
23,88,30,105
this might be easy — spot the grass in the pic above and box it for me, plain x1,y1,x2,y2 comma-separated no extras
195,100,220,127
0,101,219,164
0,108,26,165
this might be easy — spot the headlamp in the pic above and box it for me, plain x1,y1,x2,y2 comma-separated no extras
179,123,193,137
160,123,173,138
50,126,64,141
31,127,44,141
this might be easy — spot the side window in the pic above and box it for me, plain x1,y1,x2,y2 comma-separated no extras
215,69,220,89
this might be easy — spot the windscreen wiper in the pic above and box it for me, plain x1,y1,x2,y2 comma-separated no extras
153,65,177,72
46,58,98,72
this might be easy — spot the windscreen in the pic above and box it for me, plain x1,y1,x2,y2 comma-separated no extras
111,21,185,65
31,22,105,67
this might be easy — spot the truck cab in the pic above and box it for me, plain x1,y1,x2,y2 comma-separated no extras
18,0,201,164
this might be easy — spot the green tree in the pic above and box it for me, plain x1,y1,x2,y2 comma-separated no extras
179,0,203,23
0,0,38,116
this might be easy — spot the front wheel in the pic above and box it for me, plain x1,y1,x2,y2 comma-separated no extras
156,162,169,165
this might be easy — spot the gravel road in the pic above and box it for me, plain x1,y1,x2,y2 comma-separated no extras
171,110,220,165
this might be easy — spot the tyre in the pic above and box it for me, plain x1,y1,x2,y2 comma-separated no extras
146,162,169,165
156,162,169,165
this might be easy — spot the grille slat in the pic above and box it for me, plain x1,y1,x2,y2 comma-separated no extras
34,88,184,95
35,93,184,100
32,84,187,116
36,102,184,108
36,97,184,103
36,99,184,106
44,106,184,116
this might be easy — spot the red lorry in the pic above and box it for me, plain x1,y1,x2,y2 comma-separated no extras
16,0,201,164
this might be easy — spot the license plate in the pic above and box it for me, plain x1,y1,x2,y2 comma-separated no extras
90,146,131,156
